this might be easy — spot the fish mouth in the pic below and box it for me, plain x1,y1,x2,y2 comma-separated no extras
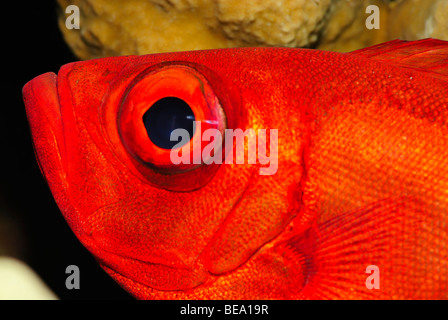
23,72,61,129
23,71,67,178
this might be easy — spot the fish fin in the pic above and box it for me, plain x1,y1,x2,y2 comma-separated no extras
275,197,448,299
350,39,448,81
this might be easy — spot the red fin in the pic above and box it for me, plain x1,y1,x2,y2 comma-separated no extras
276,197,448,299
349,39,448,81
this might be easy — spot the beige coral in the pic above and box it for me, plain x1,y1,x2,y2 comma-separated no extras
210,0,333,47
387,0,448,41
317,0,388,52
56,0,448,60
57,0,334,59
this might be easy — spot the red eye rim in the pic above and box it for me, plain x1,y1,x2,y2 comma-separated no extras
118,65,226,172
100,60,243,192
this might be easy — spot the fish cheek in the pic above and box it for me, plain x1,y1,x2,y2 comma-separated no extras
199,161,304,275
58,81,127,229
65,137,126,222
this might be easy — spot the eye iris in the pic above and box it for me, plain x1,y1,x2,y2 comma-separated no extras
143,97,195,149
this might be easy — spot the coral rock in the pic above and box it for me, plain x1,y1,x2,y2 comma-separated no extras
56,0,448,59
56,0,334,59
387,0,448,41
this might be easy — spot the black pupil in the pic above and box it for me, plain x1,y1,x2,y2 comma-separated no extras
143,97,195,149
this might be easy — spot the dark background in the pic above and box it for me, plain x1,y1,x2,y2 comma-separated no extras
2,1,132,299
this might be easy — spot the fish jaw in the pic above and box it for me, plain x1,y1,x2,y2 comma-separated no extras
22,72,72,224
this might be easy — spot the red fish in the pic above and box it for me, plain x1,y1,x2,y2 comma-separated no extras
23,39,448,299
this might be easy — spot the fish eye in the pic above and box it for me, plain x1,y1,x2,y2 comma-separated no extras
143,97,195,150
118,65,226,171
103,61,242,191
114,63,236,191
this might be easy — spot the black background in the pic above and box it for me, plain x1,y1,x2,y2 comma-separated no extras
0,0,440,305
2,1,132,299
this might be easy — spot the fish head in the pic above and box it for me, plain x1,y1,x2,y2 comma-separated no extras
23,48,310,294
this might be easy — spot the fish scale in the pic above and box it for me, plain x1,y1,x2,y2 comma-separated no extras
23,39,448,299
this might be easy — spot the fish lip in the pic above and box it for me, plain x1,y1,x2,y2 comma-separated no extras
23,71,63,149
23,71,60,113
23,71,68,189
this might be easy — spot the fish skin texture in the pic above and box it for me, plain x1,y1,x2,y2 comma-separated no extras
23,39,448,299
